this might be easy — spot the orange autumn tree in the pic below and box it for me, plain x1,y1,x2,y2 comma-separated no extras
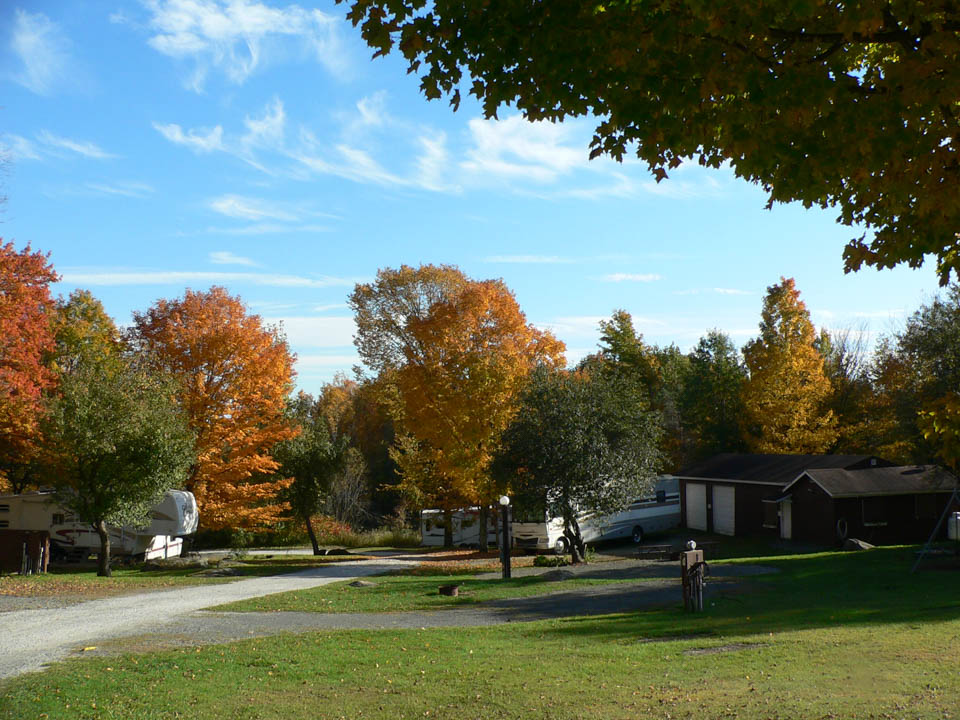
0,242,58,493
131,287,297,529
350,265,565,544
742,277,838,453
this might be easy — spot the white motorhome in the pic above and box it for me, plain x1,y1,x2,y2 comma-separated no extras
0,490,199,561
420,507,500,547
511,476,681,553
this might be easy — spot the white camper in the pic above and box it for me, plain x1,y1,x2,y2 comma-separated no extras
0,490,199,561
420,507,500,547
511,476,681,553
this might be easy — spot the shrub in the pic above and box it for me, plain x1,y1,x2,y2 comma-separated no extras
533,554,569,567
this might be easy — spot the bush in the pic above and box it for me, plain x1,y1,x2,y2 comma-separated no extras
533,554,569,567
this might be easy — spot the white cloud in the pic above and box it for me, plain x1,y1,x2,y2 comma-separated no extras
143,0,345,91
2,134,41,161
58,269,355,288
603,273,662,283
8,9,71,95
675,287,752,296
313,303,349,312
209,250,257,266
205,222,332,235
485,255,574,264
36,131,116,159
153,122,224,152
537,316,608,339
270,316,356,347
462,115,586,184
86,181,154,198
209,194,297,221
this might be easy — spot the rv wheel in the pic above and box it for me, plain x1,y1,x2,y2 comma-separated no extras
554,537,569,555
631,526,645,544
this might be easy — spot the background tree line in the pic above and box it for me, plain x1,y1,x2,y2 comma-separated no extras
3,242,960,567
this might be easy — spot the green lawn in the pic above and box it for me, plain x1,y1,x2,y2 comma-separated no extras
2,546,959,719
211,568,640,614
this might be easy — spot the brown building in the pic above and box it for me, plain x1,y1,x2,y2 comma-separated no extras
676,454,958,546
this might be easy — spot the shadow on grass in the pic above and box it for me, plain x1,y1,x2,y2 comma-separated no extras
534,545,960,642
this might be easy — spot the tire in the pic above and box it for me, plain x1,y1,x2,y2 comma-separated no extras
554,537,569,555
632,526,644,544
836,517,849,542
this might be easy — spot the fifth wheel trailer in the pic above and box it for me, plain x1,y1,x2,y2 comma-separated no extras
0,490,199,561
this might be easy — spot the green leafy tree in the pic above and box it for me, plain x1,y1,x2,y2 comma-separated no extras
682,331,748,459
274,392,352,555
495,367,662,563
343,1,960,284
742,278,837,453
43,351,194,576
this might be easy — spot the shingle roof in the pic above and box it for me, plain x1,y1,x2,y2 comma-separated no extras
795,465,958,498
676,453,888,487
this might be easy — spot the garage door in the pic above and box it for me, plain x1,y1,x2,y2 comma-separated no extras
713,485,735,536
686,483,707,531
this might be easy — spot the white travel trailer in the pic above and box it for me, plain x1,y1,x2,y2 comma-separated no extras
420,507,500,547
0,490,199,561
511,476,681,554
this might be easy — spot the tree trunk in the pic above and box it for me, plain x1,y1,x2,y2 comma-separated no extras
95,519,112,577
563,514,587,564
478,506,489,552
304,514,321,555
443,508,454,548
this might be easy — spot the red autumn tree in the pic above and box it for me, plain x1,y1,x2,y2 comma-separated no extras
0,242,58,493
131,287,297,529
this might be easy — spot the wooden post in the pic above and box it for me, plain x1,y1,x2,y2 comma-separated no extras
681,549,705,612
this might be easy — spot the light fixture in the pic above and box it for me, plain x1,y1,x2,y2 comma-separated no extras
499,495,510,506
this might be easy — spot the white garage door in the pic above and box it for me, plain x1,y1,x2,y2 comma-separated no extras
713,485,735,536
686,483,707,531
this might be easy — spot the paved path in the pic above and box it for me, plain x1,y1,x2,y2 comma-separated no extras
0,559,413,680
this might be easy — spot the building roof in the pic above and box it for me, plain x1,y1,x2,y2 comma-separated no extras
791,465,958,498
676,453,888,487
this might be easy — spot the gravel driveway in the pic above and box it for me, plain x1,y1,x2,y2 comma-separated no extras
0,558,413,680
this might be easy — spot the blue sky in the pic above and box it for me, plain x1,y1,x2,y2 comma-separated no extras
1,0,943,396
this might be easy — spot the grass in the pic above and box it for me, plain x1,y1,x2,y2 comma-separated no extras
212,568,637,614
2,546,959,719
0,554,373,600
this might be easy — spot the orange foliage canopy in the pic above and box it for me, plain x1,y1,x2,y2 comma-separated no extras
351,265,565,509
132,287,297,529
0,242,58,491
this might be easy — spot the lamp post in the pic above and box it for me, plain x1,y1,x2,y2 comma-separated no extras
499,495,512,580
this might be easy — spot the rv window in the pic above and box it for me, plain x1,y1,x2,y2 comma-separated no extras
656,490,666,503
52,513,65,525
0,520,8,528
0,504,9,513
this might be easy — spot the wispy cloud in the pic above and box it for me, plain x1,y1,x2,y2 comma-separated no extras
153,122,224,153
8,9,72,95
603,273,662,283
140,0,347,92
675,287,752,296
209,250,257,266
462,116,585,184
85,181,153,198
313,303,349,312
209,194,297,221
36,131,116,159
485,255,575,264
2,134,42,161
204,223,332,235
58,269,356,288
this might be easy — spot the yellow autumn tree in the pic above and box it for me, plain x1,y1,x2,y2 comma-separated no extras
742,278,837,453
131,287,297,529
350,265,565,532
